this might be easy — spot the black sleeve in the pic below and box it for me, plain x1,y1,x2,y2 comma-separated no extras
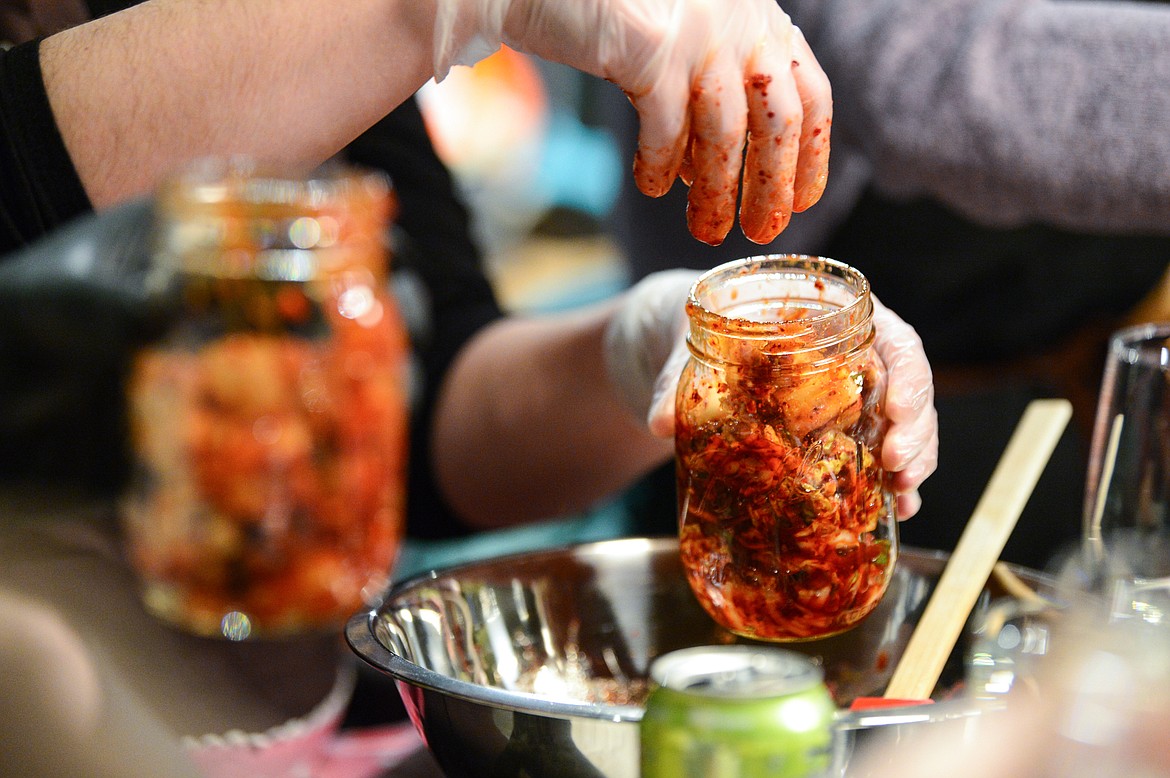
85,0,136,16
344,99,505,541
0,38,92,255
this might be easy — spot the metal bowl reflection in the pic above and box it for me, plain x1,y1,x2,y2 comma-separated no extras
346,537,1049,777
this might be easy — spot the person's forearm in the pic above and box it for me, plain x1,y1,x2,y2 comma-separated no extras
787,0,1170,234
430,304,673,528
40,0,437,208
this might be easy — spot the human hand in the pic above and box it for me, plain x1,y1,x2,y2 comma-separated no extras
433,0,831,246
872,295,937,520
605,274,937,521
602,269,697,435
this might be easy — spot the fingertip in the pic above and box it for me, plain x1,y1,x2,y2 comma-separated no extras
897,490,922,521
634,146,683,198
738,134,795,244
791,115,831,213
740,51,800,243
687,194,734,245
629,81,689,199
684,136,739,245
740,205,791,245
647,401,676,438
792,160,829,213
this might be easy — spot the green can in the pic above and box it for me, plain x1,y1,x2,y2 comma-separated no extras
640,646,836,778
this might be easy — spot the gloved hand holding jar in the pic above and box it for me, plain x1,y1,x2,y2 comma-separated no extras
604,259,938,641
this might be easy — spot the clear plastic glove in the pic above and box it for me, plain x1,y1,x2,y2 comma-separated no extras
872,294,938,520
604,276,938,520
603,268,699,435
434,0,832,246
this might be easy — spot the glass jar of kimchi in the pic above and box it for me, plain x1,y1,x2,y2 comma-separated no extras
675,255,897,642
121,159,409,639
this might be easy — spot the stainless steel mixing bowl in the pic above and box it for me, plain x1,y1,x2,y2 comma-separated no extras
346,537,1050,777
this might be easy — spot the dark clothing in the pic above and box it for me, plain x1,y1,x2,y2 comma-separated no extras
345,104,505,541
0,38,91,252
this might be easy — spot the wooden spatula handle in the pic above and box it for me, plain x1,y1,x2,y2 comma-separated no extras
882,398,1072,701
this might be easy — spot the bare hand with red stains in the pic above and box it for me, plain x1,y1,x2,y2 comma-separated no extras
433,0,832,246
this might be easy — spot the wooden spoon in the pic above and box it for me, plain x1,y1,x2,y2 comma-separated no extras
880,398,1073,702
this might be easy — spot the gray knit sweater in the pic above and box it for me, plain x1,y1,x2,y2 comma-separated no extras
787,0,1170,238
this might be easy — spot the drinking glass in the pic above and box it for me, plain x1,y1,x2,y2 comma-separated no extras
1080,322,1170,620
959,323,1170,773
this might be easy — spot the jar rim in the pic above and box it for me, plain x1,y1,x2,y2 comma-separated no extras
684,254,874,370
157,157,394,215
687,254,870,334
152,157,395,281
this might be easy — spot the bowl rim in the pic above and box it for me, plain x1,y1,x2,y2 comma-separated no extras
344,537,1026,726
347,537,682,722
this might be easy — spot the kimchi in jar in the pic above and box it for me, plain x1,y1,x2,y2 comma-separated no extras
122,159,409,639
675,255,896,642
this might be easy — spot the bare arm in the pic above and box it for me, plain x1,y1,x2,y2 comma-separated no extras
35,0,832,244
430,302,672,528
40,0,438,208
429,277,938,529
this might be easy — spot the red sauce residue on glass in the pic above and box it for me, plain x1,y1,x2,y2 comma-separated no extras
676,301,891,641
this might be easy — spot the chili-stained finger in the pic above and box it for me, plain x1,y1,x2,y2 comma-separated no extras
684,58,748,245
633,132,688,198
791,30,832,213
630,67,690,198
739,42,803,244
679,135,695,187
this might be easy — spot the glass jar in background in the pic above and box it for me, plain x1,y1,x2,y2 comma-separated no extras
675,255,897,642
1082,323,1170,586
122,158,410,639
